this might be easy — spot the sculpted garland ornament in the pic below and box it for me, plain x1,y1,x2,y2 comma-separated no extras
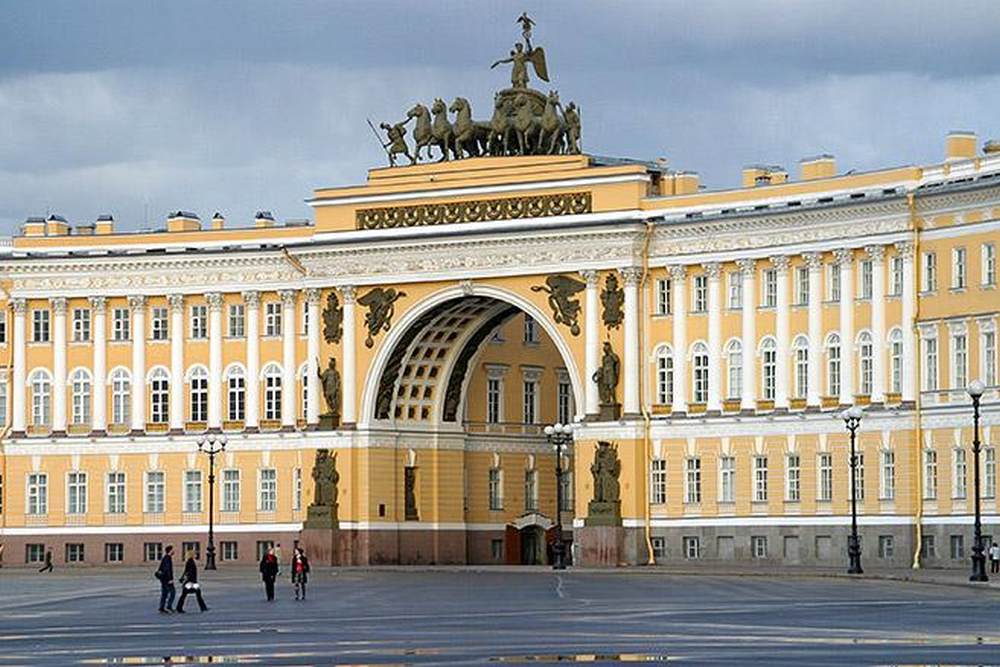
356,192,591,230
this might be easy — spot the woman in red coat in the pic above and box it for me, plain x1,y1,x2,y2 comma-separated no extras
291,547,311,601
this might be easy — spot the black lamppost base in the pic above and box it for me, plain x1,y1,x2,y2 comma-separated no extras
204,546,217,571
970,551,989,582
847,539,863,575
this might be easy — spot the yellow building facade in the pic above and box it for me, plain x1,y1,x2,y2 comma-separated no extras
0,134,998,568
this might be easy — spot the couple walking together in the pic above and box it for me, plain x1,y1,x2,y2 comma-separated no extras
156,545,208,613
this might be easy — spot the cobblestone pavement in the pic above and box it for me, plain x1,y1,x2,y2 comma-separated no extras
1,566,999,665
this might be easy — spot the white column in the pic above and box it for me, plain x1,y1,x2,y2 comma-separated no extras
772,256,791,411
341,286,357,426
803,252,823,409
11,298,26,436
737,259,757,411
705,262,723,413
835,248,855,405
280,289,297,430
129,295,147,432
90,297,107,434
207,292,224,430
242,291,261,431
621,267,642,416
51,297,67,435
168,294,185,433
897,241,917,404
670,265,688,415
867,245,886,405
305,288,321,427
581,270,600,417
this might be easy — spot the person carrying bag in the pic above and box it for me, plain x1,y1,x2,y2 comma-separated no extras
175,550,209,613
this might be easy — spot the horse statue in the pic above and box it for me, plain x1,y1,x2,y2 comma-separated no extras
512,92,540,156
430,98,456,161
538,90,565,155
449,97,480,159
406,103,435,162
487,93,515,156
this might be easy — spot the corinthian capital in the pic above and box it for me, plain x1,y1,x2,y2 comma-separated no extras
339,285,356,304
802,252,823,271
894,240,915,260
703,262,722,280
304,288,322,305
580,270,599,288
241,290,260,308
833,248,854,267
206,292,224,312
88,296,108,313
167,294,185,312
865,245,886,263
11,298,27,315
668,265,687,281
619,266,643,286
769,255,791,273
127,295,147,312
736,258,756,276
50,297,68,315
279,289,297,307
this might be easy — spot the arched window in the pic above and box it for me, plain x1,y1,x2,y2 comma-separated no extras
726,340,743,400
655,346,674,405
826,333,842,397
188,366,209,423
889,328,903,395
70,368,92,426
263,363,283,421
760,337,777,400
110,368,131,426
226,365,246,422
858,331,873,396
691,342,709,404
793,336,809,399
149,367,170,424
29,369,51,427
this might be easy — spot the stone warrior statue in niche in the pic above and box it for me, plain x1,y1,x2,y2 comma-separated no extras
310,449,339,509
592,341,621,420
586,441,622,527
318,358,342,428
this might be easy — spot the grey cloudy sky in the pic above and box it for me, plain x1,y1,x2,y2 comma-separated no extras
2,0,1000,235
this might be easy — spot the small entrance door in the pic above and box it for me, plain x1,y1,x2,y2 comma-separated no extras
520,526,546,565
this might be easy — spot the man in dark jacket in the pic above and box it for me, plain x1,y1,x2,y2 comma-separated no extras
157,545,176,613
259,548,279,601
175,550,208,613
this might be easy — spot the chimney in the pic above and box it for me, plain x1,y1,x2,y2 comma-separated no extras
255,210,275,228
22,216,46,237
742,165,787,188
45,214,70,236
799,154,837,180
95,214,115,235
673,172,700,195
166,211,201,232
211,212,225,230
946,130,977,162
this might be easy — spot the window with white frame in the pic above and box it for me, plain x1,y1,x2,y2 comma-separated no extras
72,308,91,342
795,266,809,305
106,471,126,514
985,448,996,499
952,332,968,390
27,472,47,515
67,471,87,514
151,307,168,341
258,468,277,511
921,251,937,292
32,309,50,343
860,259,873,299
112,307,130,342
692,343,709,404
751,535,768,559
858,332,873,396
655,278,672,315
878,535,894,560
0,382,7,428
880,450,895,500
227,366,246,421
683,536,701,559
293,467,302,511
889,329,903,394
656,347,674,405
149,368,170,424
727,271,742,309
692,275,708,312
144,471,165,513
188,367,208,422
923,336,939,391
952,247,967,289
828,264,841,301
726,340,742,399
263,364,282,421
228,304,245,337
486,377,503,424
524,469,538,511
522,315,539,343
761,269,777,307
793,336,808,399
30,369,51,427
923,449,938,500
71,368,92,425
785,454,800,501
719,456,735,502
264,302,282,337
301,302,310,336
983,243,997,286
0,311,6,343
760,338,777,400
184,470,203,513
650,459,666,504
111,369,130,425
488,467,503,510
222,469,240,512
890,255,904,296
854,453,865,501
685,457,701,504
984,330,997,388
753,455,768,502
190,305,208,339
522,377,538,424
818,453,833,501
953,449,967,499
557,376,573,425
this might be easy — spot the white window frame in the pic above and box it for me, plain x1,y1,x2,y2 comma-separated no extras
184,470,203,513
691,343,709,404
650,459,667,505
32,309,50,343
106,471,126,514
144,471,165,514
727,271,742,309
228,304,245,338
111,368,131,425
983,243,997,287
151,307,168,341
953,448,967,499
880,450,895,500
656,346,674,405
227,367,246,422
264,302,282,337
726,340,742,400
923,449,938,500
258,468,277,512
149,368,170,424
951,332,968,390
692,275,708,312
952,246,967,289
761,269,777,307
922,251,937,292
222,469,240,513
112,307,130,342
684,457,701,504
655,278,672,315
70,368,92,425
67,471,87,514
753,455,768,502
760,338,777,400
785,454,800,502
26,472,48,515
190,305,208,339
72,308,91,342
719,456,735,503
818,453,833,501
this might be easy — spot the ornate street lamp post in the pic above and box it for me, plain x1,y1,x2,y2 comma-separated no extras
968,379,988,582
544,422,575,570
196,433,227,570
841,406,864,575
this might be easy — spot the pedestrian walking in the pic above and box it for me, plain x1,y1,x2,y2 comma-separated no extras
175,550,209,613
291,547,310,601
38,548,54,573
156,545,176,614
259,547,279,601
274,542,283,575
990,542,1000,574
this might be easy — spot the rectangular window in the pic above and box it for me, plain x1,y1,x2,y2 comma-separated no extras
182,541,201,561
685,458,701,504
984,243,997,286
818,453,833,501
522,315,538,343
753,456,768,502
950,534,965,559
293,467,302,511
258,469,277,511
488,468,503,510
953,333,968,389
255,541,274,561
144,471,165,513
785,455,800,502
860,259,873,299
221,541,239,561
751,535,768,559
0,311,6,343
692,275,708,312
522,380,537,424
105,543,124,563
984,331,997,388
880,450,895,500
650,537,666,559
854,453,865,501
190,305,208,339
302,302,310,336
719,456,735,503
106,472,126,514
27,472,47,515
67,472,87,515
524,469,538,512
921,535,936,559
762,269,777,307
795,266,809,305
953,247,967,289
728,271,742,309
829,264,841,301
922,251,937,292
486,378,502,424
953,449,967,499
112,307,130,341
650,459,667,505
25,544,45,563
264,302,282,337
878,535,894,560
923,449,938,500
890,256,904,296
151,307,168,341
184,470,203,513
32,309,50,343
557,380,572,425
923,338,938,391
228,304,245,337
986,448,997,500
144,542,163,562
222,469,240,513
559,470,573,512
65,543,85,563
72,308,91,342
655,278,672,315
683,536,701,559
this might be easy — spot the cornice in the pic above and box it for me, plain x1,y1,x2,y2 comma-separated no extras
914,179,1000,216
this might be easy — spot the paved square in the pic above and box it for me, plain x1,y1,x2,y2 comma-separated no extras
2,567,1000,665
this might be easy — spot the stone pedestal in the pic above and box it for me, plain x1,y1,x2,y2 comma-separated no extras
318,414,341,430
596,403,621,421
300,504,339,565
575,525,625,567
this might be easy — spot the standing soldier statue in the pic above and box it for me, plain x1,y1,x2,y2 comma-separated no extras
369,118,414,166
